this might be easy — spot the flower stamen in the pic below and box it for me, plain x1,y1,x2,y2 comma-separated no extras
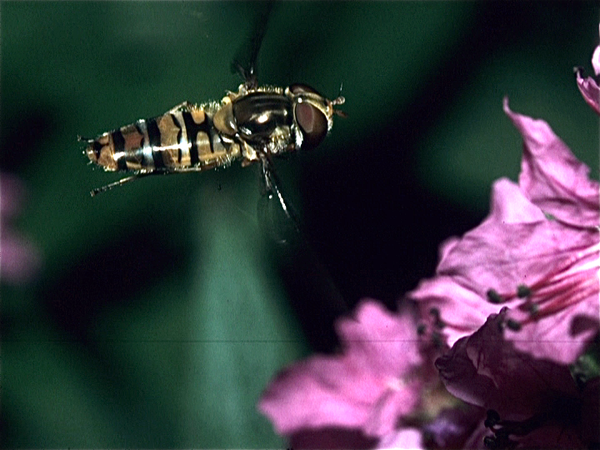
486,242,599,327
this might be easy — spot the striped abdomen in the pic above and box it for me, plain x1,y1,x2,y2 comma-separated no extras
86,103,241,173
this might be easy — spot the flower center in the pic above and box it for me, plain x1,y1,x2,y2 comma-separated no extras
486,242,600,327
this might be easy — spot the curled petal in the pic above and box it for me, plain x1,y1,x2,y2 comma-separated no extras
575,25,600,115
504,98,599,228
576,68,600,115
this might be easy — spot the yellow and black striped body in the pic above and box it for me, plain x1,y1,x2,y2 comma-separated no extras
86,100,242,175
84,83,345,195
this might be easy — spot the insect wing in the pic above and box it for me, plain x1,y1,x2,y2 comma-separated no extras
257,155,302,244
231,2,276,88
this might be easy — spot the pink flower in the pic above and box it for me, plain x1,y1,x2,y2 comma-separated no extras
576,24,600,115
436,309,600,449
259,25,600,449
258,300,424,442
1,173,41,284
409,100,599,364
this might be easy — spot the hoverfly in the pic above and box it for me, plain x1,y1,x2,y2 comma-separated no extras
81,7,345,233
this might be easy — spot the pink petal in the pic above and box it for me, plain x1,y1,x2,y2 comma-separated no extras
505,292,599,364
593,25,600,76
376,427,423,449
1,233,42,283
576,69,600,115
1,173,26,218
504,98,600,228
411,276,493,348
0,173,41,284
258,300,423,438
337,301,422,372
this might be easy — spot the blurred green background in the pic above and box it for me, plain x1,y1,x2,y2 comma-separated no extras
1,2,598,447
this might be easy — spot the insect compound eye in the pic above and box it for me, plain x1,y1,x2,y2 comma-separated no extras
289,84,329,150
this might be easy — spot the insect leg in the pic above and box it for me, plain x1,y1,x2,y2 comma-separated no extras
89,163,223,197
90,172,155,197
